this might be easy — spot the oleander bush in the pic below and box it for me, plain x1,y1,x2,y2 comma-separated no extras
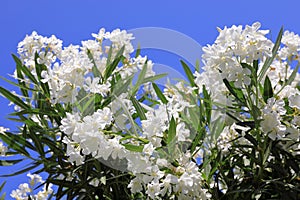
0,23,299,199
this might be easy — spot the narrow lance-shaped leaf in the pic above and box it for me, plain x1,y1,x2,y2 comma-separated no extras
13,55,38,85
152,83,168,104
104,45,125,81
223,79,246,104
131,63,148,95
0,86,29,110
0,132,30,157
263,75,273,103
285,63,300,86
106,44,114,66
12,54,30,97
29,128,45,158
34,53,50,96
142,73,167,84
130,96,146,120
87,49,102,78
0,159,24,166
123,144,144,152
258,27,283,82
167,116,177,156
190,126,205,153
135,43,141,58
0,162,40,177
180,60,196,88
202,85,212,124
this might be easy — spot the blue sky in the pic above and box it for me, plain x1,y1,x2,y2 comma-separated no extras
1,0,300,198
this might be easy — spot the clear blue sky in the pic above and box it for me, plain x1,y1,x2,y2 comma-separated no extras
1,0,300,198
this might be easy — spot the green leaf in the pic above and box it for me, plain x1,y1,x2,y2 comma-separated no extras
210,117,225,141
123,144,143,152
112,75,133,97
0,159,24,166
12,55,30,98
0,132,30,157
9,108,59,117
1,131,35,150
190,126,205,153
12,54,38,85
258,27,283,82
0,76,38,93
130,96,146,120
113,94,139,136
167,117,177,156
142,73,167,83
131,63,148,95
135,43,141,58
34,54,50,96
223,79,246,104
202,85,212,124
104,46,125,81
0,181,6,200
29,129,45,158
0,182,5,191
262,142,272,166
180,60,196,88
87,49,102,78
0,86,29,110
167,116,176,145
152,83,168,104
263,75,273,103
285,64,300,86
106,44,114,66
0,162,40,177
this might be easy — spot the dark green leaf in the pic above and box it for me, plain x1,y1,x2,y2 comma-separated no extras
0,132,30,157
0,159,24,166
2,130,35,150
87,49,102,78
263,75,273,103
130,96,146,120
0,162,40,177
223,79,246,104
190,126,205,153
104,46,125,81
30,133,45,157
202,85,212,124
13,56,38,85
180,60,196,88
152,83,168,104
167,116,176,146
253,60,259,74
0,86,29,110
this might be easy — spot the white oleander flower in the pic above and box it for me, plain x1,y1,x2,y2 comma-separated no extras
60,112,81,136
289,93,300,109
261,112,286,140
263,97,286,115
83,77,111,95
128,176,143,193
11,173,53,200
146,181,161,199
279,30,300,59
27,173,43,187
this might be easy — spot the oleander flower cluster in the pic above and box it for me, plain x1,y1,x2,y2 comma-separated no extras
0,22,299,200
10,173,53,200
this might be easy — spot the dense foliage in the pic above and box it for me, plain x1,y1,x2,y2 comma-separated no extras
0,23,299,199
